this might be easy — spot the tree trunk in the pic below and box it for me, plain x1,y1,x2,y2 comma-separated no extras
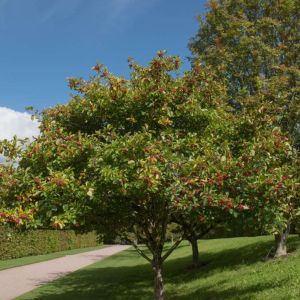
190,237,199,267
152,259,164,300
274,225,290,258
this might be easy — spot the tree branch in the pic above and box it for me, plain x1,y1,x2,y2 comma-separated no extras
162,239,182,262
131,242,152,263
196,224,214,239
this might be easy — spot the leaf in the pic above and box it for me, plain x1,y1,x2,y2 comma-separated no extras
87,188,94,198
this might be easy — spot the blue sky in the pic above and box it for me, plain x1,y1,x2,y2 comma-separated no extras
0,0,206,113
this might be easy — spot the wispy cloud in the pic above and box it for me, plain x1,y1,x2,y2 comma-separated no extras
0,0,158,35
40,2,64,23
39,0,83,24
35,0,140,33
104,0,138,25
95,0,158,35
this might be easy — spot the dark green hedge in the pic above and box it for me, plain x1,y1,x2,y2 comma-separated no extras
0,227,100,260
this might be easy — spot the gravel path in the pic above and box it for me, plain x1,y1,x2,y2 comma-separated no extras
0,245,131,300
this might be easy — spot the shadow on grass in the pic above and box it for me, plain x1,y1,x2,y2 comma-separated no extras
21,236,299,300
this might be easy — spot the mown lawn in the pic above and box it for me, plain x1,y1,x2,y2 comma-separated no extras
17,235,300,300
0,245,105,271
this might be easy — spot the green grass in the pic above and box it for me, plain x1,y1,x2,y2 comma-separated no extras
0,245,105,271
16,235,300,300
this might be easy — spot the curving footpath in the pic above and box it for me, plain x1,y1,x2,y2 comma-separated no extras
0,245,131,300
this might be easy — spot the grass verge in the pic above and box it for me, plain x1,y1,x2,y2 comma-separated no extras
16,235,300,299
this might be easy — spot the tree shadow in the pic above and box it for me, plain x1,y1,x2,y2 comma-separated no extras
19,236,300,300
21,262,154,300
164,237,277,283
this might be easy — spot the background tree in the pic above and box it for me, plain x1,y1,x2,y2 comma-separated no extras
171,148,235,268
189,0,300,147
225,114,300,257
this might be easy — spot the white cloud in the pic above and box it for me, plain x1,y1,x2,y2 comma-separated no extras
0,107,39,141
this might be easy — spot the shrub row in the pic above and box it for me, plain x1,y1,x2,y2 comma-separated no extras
0,226,100,260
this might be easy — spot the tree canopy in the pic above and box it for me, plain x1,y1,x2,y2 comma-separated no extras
0,51,299,299
189,0,300,147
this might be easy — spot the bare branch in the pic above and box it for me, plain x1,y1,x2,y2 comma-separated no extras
132,242,152,263
162,239,182,262
196,225,214,239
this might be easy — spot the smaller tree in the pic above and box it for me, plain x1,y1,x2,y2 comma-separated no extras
174,214,213,268
171,153,236,268
189,0,300,149
228,127,300,257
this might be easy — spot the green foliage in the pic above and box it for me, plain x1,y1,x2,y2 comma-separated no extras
0,132,94,229
0,51,298,298
1,52,298,253
0,226,99,260
0,163,38,228
190,0,300,95
189,0,300,147
226,127,300,235
0,54,237,240
0,53,239,299
189,0,300,254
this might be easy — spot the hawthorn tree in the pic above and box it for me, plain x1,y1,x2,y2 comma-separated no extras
225,112,300,257
173,212,214,268
252,136,298,257
62,54,236,299
171,150,235,267
0,121,99,233
0,165,36,227
1,52,297,299
4,53,241,299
